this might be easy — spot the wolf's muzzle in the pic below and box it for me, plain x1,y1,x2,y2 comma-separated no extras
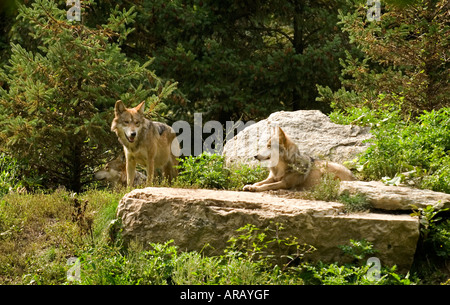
126,132,136,143
254,154,270,161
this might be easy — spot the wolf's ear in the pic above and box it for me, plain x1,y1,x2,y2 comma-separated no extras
277,126,285,134
115,100,126,115
277,126,287,143
135,101,145,114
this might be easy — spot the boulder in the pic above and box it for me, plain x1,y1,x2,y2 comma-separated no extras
340,181,450,211
223,110,371,165
117,187,419,271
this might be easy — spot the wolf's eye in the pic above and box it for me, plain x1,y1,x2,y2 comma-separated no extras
135,121,140,126
124,121,130,124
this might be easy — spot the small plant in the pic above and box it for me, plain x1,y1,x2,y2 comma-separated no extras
70,196,94,241
176,153,267,190
339,239,378,262
176,153,229,189
0,153,23,196
339,192,371,213
78,225,312,285
308,172,341,202
300,239,415,285
411,205,450,260
225,223,316,270
226,163,268,191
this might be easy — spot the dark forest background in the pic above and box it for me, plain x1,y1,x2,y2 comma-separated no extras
0,0,448,191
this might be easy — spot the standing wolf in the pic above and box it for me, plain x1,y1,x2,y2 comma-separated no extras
243,126,355,192
111,100,180,186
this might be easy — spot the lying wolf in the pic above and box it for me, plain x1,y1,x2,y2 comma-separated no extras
111,100,180,186
243,126,355,192
94,155,147,187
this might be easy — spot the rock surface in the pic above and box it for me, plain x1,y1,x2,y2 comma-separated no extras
223,110,372,165
340,181,450,211
117,187,419,271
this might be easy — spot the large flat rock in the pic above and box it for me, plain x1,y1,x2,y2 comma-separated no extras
340,181,450,210
117,187,419,271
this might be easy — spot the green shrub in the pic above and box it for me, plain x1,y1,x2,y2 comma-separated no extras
224,223,315,270
338,239,378,262
331,106,450,194
176,152,267,190
339,193,371,213
0,153,22,196
299,239,416,285
430,219,450,259
78,223,309,285
176,153,229,189
412,206,450,260
79,240,179,285
300,260,414,285
0,153,44,196
226,162,269,191
308,172,341,202
328,105,392,126
410,205,450,283
361,108,450,193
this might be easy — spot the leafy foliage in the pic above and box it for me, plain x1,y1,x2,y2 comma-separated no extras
0,153,24,196
339,239,378,261
0,189,124,284
176,153,267,190
412,205,450,260
318,0,449,113
78,222,414,285
410,205,450,283
308,172,341,202
301,238,415,285
176,153,229,189
357,107,450,193
329,103,450,194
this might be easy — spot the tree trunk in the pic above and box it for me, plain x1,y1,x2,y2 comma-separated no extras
69,141,83,192
291,1,305,111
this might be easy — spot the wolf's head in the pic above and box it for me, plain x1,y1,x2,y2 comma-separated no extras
254,126,293,167
94,155,126,186
255,127,289,161
111,100,146,144
255,126,301,168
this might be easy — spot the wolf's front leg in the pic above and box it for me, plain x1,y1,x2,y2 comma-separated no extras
243,176,275,191
146,160,154,185
244,181,287,192
126,158,137,187
253,176,276,186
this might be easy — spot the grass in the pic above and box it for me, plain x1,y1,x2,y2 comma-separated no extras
0,189,125,284
175,152,268,190
277,172,372,213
